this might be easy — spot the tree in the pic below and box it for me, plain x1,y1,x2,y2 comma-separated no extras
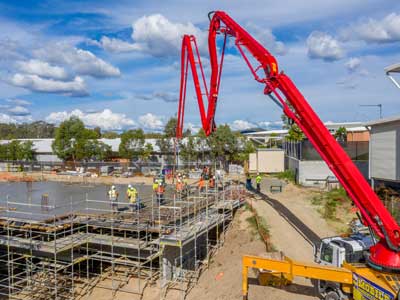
195,129,208,163
52,117,105,161
141,143,154,161
156,137,174,164
102,131,119,139
207,124,238,164
119,129,145,159
281,107,305,142
93,126,101,138
164,117,177,138
19,141,35,161
287,124,305,141
0,121,56,139
0,141,35,161
84,140,112,161
52,117,85,161
183,128,192,137
179,136,197,163
334,126,347,142
234,138,255,163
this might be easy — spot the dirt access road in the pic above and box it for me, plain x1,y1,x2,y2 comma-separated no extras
181,179,339,300
86,178,345,300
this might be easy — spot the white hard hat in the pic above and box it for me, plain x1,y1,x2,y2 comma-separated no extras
128,184,132,189
111,185,116,190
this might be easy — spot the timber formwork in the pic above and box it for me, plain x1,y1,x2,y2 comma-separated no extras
0,180,246,300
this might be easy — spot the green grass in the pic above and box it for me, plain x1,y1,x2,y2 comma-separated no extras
243,202,252,211
311,188,349,220
246,215,271,242
274,170,296,183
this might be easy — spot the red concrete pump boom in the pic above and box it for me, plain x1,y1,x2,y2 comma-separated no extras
176,11,400,270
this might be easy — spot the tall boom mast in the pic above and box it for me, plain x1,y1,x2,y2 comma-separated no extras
176,11,400,270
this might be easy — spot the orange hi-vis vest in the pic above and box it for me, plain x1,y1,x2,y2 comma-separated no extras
198,178,205,188
176,181,183,191
157,185,165,194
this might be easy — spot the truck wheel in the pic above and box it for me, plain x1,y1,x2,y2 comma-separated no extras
325,291,340,300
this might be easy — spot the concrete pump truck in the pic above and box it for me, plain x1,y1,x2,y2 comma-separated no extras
175,10,400,300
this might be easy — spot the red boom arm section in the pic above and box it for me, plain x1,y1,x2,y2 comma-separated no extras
177,11,400,269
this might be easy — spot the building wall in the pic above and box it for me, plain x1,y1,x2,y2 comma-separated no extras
286,156,334,186
35,154,62,162
369,121,400,181
249,149,284,173
347,131,370,142
286,156,369,187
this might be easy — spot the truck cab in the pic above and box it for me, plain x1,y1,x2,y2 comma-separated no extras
315,232,374,299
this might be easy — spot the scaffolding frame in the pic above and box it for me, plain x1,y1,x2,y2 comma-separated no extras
0,179,246,300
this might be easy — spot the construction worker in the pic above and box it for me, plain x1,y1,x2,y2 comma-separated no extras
209,176,215,189
183,175,188,190
156,182,165,204
246,173,252,190
176,178,184,193
107,185,119,212
153,178,159,194
126,184,138,211
201,166,209,180
256,173,262,192
198,177,205,192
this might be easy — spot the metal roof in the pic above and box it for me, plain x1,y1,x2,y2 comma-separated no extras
385,63,400,74
0,138,164,154
364,115,400,127
346,126,368,132
243,129,288,136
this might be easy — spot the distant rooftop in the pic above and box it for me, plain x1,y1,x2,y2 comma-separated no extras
365,115,400,127
0,138,162,154
243,129,288,136
385,63,400,74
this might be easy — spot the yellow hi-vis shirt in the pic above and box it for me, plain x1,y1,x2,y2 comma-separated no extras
127,188,137,203
256,175,262,184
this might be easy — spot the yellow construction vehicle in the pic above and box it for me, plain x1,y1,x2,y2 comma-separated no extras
242,253,400,300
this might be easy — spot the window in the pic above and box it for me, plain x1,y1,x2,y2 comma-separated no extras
321,243,334,264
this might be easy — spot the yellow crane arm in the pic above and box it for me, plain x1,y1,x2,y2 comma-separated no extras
242,254,353,300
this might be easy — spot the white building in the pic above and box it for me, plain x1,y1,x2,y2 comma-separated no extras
365,115,400,189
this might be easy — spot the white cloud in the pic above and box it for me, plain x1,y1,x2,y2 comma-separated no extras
245,23,286,55
345,57,361,73
138,113,164,130
0,113,18,123
11,73,88,97
7,105,30,116
0,38,23,61
130,14,206,56
46,109,136,130
6,98,31,106
185,122,200,134
257,121,271,128
16,59,69,80
95,36,140,53
340,13,400,43
34,43,121,78
230,120,255,131
135,91,178,102
306,31,344,61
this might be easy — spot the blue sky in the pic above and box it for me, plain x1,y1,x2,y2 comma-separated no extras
0,0,400,132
